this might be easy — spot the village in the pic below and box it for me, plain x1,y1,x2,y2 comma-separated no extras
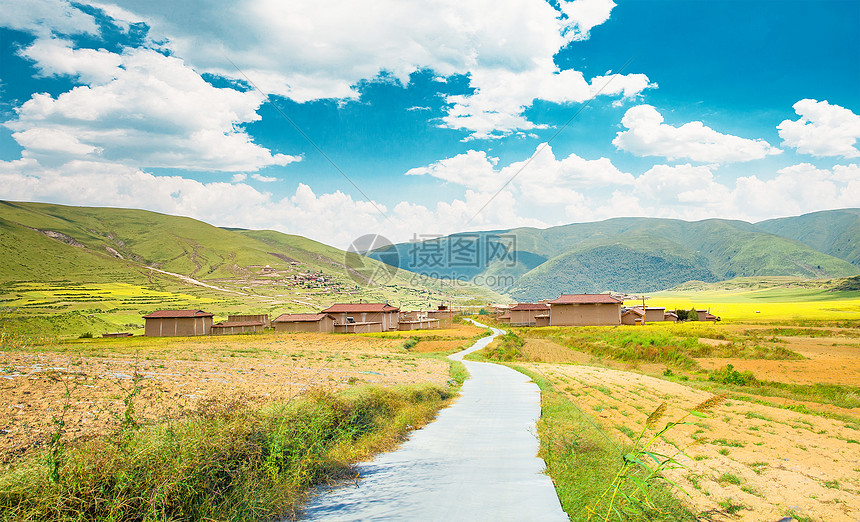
139,293,719,337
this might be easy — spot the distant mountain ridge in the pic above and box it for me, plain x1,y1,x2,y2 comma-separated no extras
368,211,860,301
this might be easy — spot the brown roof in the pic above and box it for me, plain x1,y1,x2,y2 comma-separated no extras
510,302,550,311
622,308,645,316
212,321,264,328
548,294,621,305
321,303,400,313
143,309,213,319
273,313,332,323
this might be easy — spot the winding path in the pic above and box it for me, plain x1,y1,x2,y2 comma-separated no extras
301,321,567,521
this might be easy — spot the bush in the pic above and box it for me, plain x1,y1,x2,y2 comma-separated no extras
482,331,525,361
708,364,757,386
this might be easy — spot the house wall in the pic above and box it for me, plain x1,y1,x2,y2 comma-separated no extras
144,317,212,337
550,303,621,326
426,310,453,327
211,324,263,335
274,317,334,333
644,309,665,323
228,314,271,328
398,319,440,331
535,316,550,327
328,311,398,330
510,309,544,326
334,322,383,334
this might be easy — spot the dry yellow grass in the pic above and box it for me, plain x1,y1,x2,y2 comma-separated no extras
0,328,473,462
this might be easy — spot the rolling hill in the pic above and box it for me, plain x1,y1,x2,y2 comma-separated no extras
0,201,501,335
755,209,860,267
369,213,860,301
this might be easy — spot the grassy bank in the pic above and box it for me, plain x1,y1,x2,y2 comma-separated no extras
0,384,452,521
464,346,694,520
511,365,695,521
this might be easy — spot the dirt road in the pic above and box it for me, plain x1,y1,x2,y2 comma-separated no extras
300,323,567,521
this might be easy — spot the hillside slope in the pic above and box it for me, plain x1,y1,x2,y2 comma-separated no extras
0,201,501,335
756,209,860,267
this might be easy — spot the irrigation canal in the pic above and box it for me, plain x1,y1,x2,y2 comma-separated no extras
300,321,567,521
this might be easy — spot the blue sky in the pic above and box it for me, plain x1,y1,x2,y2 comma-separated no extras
0,0,858,247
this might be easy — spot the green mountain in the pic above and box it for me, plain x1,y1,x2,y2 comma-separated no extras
755,209,860,267
370,214,860,301
0,201,500,335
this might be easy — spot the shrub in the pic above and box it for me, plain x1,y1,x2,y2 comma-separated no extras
708,364,757,386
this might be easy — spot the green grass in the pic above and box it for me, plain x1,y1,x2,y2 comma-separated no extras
0,201,504,337
0,384,451,521
508,365,696,521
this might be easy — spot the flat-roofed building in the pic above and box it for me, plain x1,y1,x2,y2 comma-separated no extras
273,313,335,333
228,314,270,328
509,303,550,326
321,303,400,331
211,320,264,335
143,310,213,337
548,294,622,326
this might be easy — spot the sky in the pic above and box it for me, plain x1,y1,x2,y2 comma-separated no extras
0,0,858,248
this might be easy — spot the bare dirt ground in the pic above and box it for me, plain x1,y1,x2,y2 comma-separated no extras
697,335,860,386
0,327,481,462
520,332,860,522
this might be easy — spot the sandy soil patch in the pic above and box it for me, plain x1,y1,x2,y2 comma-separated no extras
0,332,453,462
697,336,860,386
524,363,860,521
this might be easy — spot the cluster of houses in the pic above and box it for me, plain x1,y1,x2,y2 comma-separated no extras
142,303,453,337
496,293,718,327
140,293,718,337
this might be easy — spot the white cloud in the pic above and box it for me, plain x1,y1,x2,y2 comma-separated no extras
405,150,501,190
231,173,247,182
777,99,860,158
0,0,99,37
622,162,860,222
613,105,781,163
87,0,649,138
7,43,299,172
3,156,857,248
557,0,616,42
18,37,122,83
0,159,546,247
251,173,278,182
407,143,633,195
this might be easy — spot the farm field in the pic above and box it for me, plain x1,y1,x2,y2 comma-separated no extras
653,277,860,324
0,323,485,463
486,310,860,521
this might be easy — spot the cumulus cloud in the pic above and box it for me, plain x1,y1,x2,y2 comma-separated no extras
408,143,633,193
18,37,123,83
558,0,616,42
621,162,860,222
0,0,99,37
406,143,634,220
7,42,299,172
613,105,781,163
251,174,278,182
777,99,860,158
0,159,547,247
70,0,650,139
